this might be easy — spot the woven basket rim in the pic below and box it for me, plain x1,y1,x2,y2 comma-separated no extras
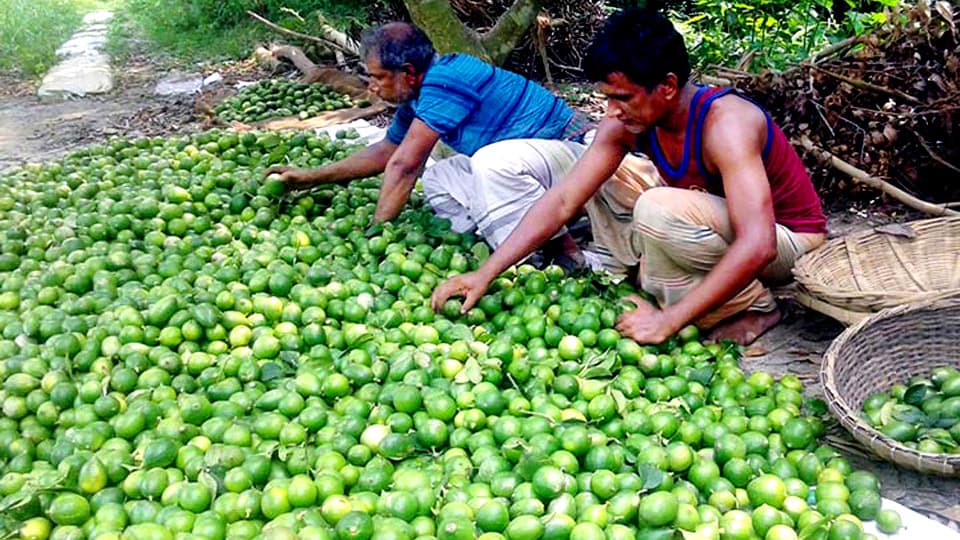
793,216,960,307
821,295,960,476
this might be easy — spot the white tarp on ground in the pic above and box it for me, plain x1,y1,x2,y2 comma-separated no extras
873,498,960,539
38,11,115,99
313,119,386,147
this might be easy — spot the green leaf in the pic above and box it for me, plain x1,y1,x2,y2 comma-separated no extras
921,429,959,449
638,464,666,491
689,366,716,385
198,470,220,499
610,389,628,414
892,405,929,426
878,399,897,426
804,398,829,416
903,383,932,406
454,358,483,385
579,350,620,379
799,516,829,539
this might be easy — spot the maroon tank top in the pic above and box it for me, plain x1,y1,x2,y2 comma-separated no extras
640,86,827,234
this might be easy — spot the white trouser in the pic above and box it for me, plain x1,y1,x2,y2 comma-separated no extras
421,138,584,249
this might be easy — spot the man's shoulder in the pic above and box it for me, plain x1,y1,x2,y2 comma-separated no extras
702,93,767,139
425,54,493,82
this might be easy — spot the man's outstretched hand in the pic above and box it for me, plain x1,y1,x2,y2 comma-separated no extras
431,272,492,314
615,295,679,345
264,166,316,189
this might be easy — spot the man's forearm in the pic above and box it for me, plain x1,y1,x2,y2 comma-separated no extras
373,163,420,222
477,189,575,281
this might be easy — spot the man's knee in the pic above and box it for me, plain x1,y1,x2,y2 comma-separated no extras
422,155,471,197
469,142,527,183
471,139,581,189
632,187,679,232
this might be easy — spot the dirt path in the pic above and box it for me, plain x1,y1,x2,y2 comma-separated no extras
0,56,202,170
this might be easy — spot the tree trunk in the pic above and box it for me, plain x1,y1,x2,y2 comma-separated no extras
403,0,491,62
481,0,547,65
402,0,546,66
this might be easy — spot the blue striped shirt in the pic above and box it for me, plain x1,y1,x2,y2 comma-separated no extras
385,54,575,156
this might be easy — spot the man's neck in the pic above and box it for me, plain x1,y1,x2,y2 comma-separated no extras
657,82,698,135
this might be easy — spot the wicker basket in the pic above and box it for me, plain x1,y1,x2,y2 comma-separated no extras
793,216,960,321
821,295,960,476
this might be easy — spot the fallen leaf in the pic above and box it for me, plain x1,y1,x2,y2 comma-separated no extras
874,223,917,239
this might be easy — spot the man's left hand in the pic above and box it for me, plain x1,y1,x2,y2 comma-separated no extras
615,295,679,344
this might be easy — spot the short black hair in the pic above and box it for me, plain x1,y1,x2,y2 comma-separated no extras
585,8,690,91
361,22,435,75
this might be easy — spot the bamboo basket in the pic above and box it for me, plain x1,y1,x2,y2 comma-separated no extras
793,217,960,323
821,296,960,476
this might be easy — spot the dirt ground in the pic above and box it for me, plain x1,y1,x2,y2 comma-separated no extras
0,56,201,170
2,56,959,529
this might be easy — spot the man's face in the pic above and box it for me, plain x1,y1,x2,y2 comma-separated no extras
365,55,414,105
597,72,668,133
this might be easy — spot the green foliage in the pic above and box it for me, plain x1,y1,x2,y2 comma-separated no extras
0,0,88,76
119,0,373,62
673,0,899,72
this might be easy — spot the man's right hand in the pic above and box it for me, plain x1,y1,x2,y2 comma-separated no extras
430,271,493,313
264,166,318,189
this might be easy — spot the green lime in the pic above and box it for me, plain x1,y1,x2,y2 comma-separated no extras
875,509,902,534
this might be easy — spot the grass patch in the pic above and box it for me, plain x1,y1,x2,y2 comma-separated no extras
112,0,373,65
123,16,276,64
0,0,81,76
0,0,119,78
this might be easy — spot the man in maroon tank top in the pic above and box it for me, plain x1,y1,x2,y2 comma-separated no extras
431,8,827,345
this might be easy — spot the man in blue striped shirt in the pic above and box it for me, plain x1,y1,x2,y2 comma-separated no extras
268,22,596,265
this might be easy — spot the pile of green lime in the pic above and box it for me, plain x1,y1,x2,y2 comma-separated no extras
0,129,904,540
215,80,364,124
861,365,960,454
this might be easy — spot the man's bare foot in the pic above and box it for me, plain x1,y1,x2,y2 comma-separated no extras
542,233,585,270
707,309,783,345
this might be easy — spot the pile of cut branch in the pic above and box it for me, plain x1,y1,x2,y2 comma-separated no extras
447,0,607,79
716,1,959,214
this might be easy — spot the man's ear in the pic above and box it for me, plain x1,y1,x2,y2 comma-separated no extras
658,73,680,100
403,64,418,81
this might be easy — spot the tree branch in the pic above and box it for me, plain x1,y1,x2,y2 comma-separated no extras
480,0,547,65
315,13,361,58
247,11,357,57
808,35,864,64
799,136,959,217
534,14,553,87
269,44,321,80
914,133,960,175
808,64,923,105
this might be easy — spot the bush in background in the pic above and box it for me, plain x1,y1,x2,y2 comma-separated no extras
122,0,376,61
673,0,899,72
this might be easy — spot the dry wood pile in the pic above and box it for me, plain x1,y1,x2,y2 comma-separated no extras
445,0,607,78
717,1,959,211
